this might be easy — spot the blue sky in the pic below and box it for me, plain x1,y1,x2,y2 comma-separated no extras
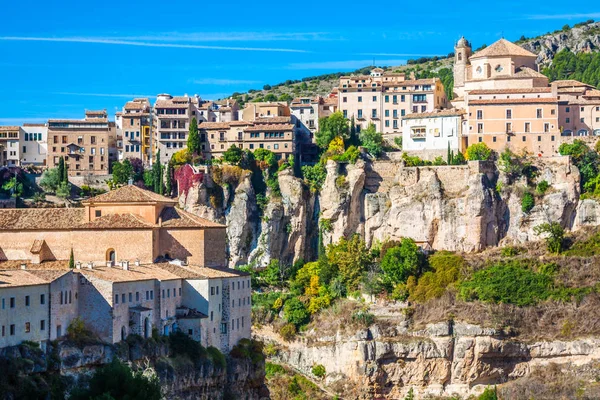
0,1,598,124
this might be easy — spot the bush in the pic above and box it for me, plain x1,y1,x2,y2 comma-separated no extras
521,192,535,213
534,222,565,255
222,145,243,165
265,362,285,378
465,143,492,161
279,323,297,341
479,386,498,400
380,238,422,284
283,297,310,327
409,251,463,302
311,364,326,378
536,180,550,195
66,317,99,346
169,331,207,363
459,262,554,306
500,246,521,257
301,163,327,192
207,346,227,369
351,309,375,327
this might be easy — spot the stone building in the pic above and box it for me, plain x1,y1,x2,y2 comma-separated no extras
119,98,151,163
0,126,21,167
290,96,338,142
154,94,199,164
46,110,115,176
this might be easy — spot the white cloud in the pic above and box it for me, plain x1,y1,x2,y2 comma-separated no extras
526,12,600,20
287,59,406,70
358,53,443,57
192,78,260,85
0,36,308,53
113,32,334,42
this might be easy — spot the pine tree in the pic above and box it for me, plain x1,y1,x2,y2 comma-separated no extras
58,157,65,184
187,117,199,155
69,248,75,269
153,150,162,193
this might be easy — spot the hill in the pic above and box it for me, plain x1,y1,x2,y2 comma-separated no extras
226,20,600,106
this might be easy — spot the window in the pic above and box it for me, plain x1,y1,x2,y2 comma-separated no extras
506,109,512,119
372,96,377,102
544,123,550,133
115,294,119,304
210,311,213,321
179,287,182,296
173,288,176,297
478,137,482,143
566,118,571,123
476,110,483,120
358,96,362,102
385,120,390,127
136,292,139,301
401,95,405,102
413,94,426,102
393,120,398,129
167,289,170,298
220,323,227,334
216,286,219,295
357,110,363,119
581,118,585,123
551,109,556,115
10,297,15,308
25,322,30,333
525,122,531,133
493,136,497,142
371,109,377,118
10,325,15,336
401,109,405,117
506,123,512,133
122,294,126,303
1,299,3,309
538,136,542,142
477,123,483,134
342,110,348,118
536,109,543,118
40,320,45,331
384,95,389,103
566,107,570,112
95,210,101,218
25,295,30,306
522,136,526,142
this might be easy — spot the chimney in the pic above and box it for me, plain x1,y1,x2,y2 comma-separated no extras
135,259,141,267
121,260,129,271
75,261,82,269
20,263,26,270
87,262,94,270
106,261,114,268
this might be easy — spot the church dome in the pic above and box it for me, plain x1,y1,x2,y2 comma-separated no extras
456,37,469,48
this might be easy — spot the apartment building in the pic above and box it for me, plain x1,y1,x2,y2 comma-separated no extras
290,97,319,139
0,126,21,167
46,110,114,176
20,123,48,166
199,117,296,160
120,98,151,162
240,102,290,121
554,80,600,136
154,94,197,164
402,109,465,160
196,99,240,123
338,68,447,134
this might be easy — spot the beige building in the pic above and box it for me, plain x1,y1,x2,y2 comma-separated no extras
199,117,296,160
553,80,600,136
46,110,114,176
120,98,151,163
154,94,198,164
0,126,21,167
338,68,447,134
290,96,338,142
196,99,240,123
240,102,290,122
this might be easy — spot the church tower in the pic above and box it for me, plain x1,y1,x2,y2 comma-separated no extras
453,37,472,98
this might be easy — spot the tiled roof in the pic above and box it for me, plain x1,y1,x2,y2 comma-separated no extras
84,185,177,204
513,67,547,79
230,121,252,126
79,213,154,229
30,239,46,254
554,80,590,88
47,118,109,124
27,270,71,282
22,123,46,127
124,102,147,110
155,263,249,279
155,100,189,109
245,123,294,132
0,270,68,288
160,207,224,228
402,109,466,119
584,89,600,98
80,265,182,283
0,126,20,131
468,97,558,105
468,88,552,95
171,96,191,102
470,39,536,59
198,122,231,130
382,78,437,87
254,117,292,124
0,208,85,230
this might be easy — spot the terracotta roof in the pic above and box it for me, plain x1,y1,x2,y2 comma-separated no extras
160,207,224,228
468,88,552,95
22,123,46,127
513,67,547,79
155,100,189,109
230,121,252,126
468,97,558,105
80,265,182,283
245,123,294,132
0,208,85,230
470,39,536,59
155,263,249,279
382,78,437,87
254,117,292,124
584,89,600,98
30,239,46,254
553,80,590,88
0,260,70,271
0,126,20,131
171,96,191,102
48,119,109,124
79,213,154,229
0,269,69,288
27,270,71,282
402,109,466,119
124,102,148,110
198,122,231,130
84,185,177,204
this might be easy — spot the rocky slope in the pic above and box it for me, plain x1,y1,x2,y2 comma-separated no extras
178,157,600,267
255,317,600,399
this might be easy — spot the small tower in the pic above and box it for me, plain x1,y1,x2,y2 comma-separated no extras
453,37,472,97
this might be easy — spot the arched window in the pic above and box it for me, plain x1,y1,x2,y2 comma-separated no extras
144,317,150,339
121,326,126,341
457,53,462,61
106,249,116,262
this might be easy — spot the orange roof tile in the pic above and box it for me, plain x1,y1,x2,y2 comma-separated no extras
244,124,294,132
468,98,558,105
84,185,177,204
402,109,466,119
468,88,552,95
470,39,536,59
160,207,224,228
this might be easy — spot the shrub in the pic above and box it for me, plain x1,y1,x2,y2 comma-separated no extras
478,386,498,400
536,180,550,195
302,163,327,192
409,251,463,302
265,362,285,378
465,143,492,161
534,222,565,254
380,238,422,284
283,297,310,327
279,323,297,341
311,364,326,378
207,346,226,369
521,192,535,213
66,318,99,346
171,149,192,166
500,246,521,257
351,309,375,327
459,262,554,306
169,331,207,363
222,145,243,165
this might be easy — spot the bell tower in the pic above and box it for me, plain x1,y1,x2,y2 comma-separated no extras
453,37,472,98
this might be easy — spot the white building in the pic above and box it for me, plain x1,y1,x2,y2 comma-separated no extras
401,109,465,160
20,123,48,166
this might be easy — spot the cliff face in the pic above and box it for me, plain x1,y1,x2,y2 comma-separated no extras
179,158,599,266
256,320,600,398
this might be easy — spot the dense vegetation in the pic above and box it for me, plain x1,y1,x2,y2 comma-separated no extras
542,49,600,88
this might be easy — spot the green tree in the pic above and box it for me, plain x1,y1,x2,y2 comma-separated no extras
278,93,293,103
69,248,75,269
264,93,278,102
70,358,161,400
222,145,243,165
112,159,134,185
165,162,174,197
152,151,162,194
316,112,349,149
521,192,535,213
187,117,200,155
58,157,65,183
478,386,498,400
534,222,565,254
56,182,72,199
326,234,372,289
380,238,422,284
283,297,310,327
359,123,384,158
301,163,327,192
2,177,23,197
39,167,62,192
465,143,492,161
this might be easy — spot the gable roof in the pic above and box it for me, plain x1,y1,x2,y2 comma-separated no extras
471,39,536,59
160,207,224,228
84,185,177,204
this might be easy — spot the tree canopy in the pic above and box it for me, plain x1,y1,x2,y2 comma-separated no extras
316,112,349,149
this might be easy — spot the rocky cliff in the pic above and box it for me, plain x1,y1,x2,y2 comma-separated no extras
256,317,600,398
179,157,599,266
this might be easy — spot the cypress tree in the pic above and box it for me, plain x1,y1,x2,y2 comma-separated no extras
165,163,173,197
187,117,199,155
69,248,75,269
153,150,162,193
158,164,164,195
447,142,452,165
58,157,65,184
